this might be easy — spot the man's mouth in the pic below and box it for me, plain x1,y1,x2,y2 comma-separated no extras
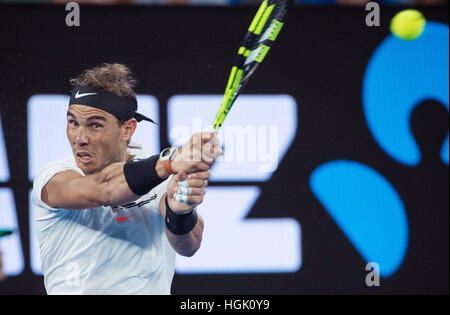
76,152,93,164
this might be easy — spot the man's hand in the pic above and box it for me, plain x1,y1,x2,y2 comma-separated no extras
166,170,210,214
171,132,223,174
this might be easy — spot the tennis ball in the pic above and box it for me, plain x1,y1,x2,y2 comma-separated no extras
390,9,426,41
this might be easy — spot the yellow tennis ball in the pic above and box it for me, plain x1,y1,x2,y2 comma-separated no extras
390,9,426,41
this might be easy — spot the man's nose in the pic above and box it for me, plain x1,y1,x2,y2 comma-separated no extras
74,129,89,145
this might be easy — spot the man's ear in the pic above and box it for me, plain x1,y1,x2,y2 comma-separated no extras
121,118,137,142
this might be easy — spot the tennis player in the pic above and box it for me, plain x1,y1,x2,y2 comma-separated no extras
31,63,222,294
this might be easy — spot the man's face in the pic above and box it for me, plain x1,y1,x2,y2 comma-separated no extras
67,105,124,174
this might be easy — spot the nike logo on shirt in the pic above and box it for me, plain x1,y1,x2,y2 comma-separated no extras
115,215,133,223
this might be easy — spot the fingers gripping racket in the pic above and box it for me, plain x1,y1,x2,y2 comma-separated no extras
212,0,294,131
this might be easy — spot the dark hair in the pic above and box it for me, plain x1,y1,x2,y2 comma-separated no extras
70,63,138,111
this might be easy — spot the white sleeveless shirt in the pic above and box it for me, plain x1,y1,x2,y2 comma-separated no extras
31,143,175,295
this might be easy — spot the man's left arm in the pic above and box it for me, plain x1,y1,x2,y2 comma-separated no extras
159,170,209,257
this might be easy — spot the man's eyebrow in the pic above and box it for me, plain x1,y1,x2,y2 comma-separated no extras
66,112,107,121
86,116,107,122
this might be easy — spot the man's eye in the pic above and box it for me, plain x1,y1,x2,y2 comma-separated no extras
68,120,78,126
92,123,103,129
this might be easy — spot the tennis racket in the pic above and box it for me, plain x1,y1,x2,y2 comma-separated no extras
212,0,294,131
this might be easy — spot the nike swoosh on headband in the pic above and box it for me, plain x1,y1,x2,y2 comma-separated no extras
75,91,97,99
70,86,157,125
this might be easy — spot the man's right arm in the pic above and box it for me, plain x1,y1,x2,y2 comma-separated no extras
41,162,137,210
41,132,223,210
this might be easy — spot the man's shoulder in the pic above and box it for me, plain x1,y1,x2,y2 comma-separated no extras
31,155,81,211
127,142,149,159
41,154,77,169
34,154,83,182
